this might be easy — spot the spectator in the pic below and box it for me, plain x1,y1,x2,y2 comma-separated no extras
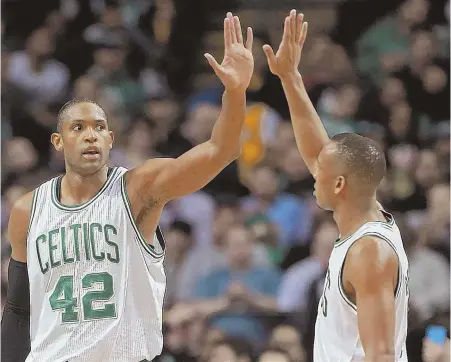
356,0,429,82
398,217,450,322
422,336,450,362
207,337,253,362
268,324,306,362
194,225,281,342
278,219,336,313
7,27,69,105
241,165,312,247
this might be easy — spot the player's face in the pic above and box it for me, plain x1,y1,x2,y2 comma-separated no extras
313,143,344,211
51,103,114,176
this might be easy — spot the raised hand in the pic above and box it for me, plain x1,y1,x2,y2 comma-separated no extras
204,12,254,92
263,9,308,79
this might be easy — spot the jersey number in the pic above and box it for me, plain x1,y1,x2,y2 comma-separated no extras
49,272,116,323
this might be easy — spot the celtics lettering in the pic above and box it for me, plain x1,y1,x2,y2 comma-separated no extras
36,223,120,274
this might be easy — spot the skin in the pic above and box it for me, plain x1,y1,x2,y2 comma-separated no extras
8,11,254,294
264,9,399,362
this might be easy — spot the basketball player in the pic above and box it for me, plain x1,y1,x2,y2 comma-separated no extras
1,13,254,362
263,10,409,362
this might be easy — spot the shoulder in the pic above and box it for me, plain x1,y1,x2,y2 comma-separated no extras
348,235,398,268
345,235,398,289
8,191,35,259
10,190,35,217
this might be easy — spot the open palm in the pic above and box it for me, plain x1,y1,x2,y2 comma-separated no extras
205,12,254,92
263,10,308,79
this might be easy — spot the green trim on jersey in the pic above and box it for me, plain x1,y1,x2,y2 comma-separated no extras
338,231,402,312
27,187,40,237
51,167,118,211
120,175,164,260
335,210,395,248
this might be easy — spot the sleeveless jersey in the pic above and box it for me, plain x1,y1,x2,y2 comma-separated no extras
25,167,166,362
314,211,409,362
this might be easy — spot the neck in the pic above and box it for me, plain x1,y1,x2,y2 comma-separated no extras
333,195,381,238
61,166,108,205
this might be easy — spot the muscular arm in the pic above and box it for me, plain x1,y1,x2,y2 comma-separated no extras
126,13,254,209
1,192,33,361
263,11,329,174
280,72,329,174
7,192,33,262
345,236,399,362
125,90,245,206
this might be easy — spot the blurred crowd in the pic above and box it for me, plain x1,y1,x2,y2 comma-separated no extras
1,0,450,361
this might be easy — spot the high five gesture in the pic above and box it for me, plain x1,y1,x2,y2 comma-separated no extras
265,10,328,174
263,10,308,79
205,12,254,92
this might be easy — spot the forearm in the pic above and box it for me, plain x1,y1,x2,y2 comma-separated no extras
280,72,329,173
194,297,229,318
1,304,31,361
209,90,246,158
1,259,31,361
247,294,279,313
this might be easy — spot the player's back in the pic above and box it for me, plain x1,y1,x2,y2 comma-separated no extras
314,210,409,362
26,167,166,362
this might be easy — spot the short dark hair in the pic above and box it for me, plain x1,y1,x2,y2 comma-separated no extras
331,132,386,192
57,98,106,132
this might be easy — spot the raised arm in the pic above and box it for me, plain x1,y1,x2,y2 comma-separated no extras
344,236,399,362
263,10,329,174
2,191,33,361
126,12,254,204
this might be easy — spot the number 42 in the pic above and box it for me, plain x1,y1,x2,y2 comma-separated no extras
49,272,117,323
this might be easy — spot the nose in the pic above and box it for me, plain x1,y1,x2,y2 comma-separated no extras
84,127,98,143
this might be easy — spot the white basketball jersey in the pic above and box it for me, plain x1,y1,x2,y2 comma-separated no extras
314,211,409,362
26,167,166,362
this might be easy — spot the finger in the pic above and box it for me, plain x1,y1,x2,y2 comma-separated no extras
204,53,223,76
282,16,291,42
245,27,253,50
262,44,276,64
300,22,308,48
224,17,231,50
295,13,304,43
234,16,243,44
227,12,237,43
290,9,296,41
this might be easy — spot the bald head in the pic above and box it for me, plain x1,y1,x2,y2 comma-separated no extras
330,132,386,193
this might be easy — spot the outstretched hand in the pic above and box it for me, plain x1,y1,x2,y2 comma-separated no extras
263,9,308,79
204,12,254,92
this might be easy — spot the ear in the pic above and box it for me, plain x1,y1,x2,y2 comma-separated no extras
109,131,114,150
334,175,346,195
51,133,63,152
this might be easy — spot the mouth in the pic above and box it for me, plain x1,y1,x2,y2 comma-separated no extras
82,147,101,160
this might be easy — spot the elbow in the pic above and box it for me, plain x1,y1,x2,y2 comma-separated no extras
367,351,396,362
229,144,242,161
210,140,241,163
